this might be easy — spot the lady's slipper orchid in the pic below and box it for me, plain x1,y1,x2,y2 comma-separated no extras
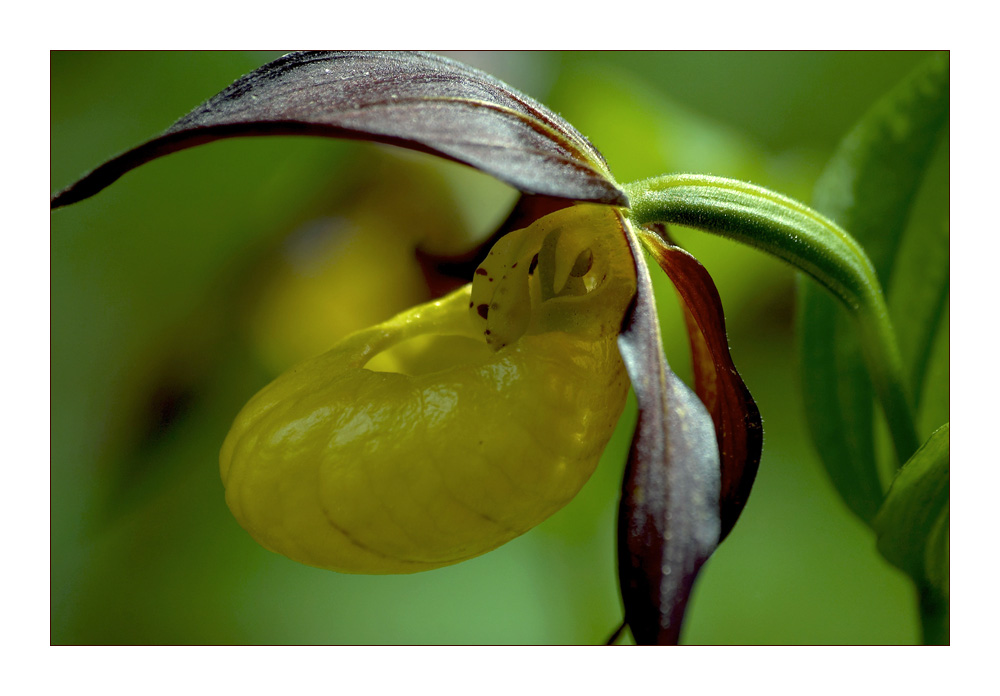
52,51,764,644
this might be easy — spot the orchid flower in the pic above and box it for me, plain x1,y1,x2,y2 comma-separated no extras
52,51,935,645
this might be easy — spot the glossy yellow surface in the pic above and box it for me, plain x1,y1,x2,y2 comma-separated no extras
220,205,637,573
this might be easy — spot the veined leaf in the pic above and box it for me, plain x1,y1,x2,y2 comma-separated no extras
812,52,949,282
616,220,721,645
51,51,626,210
887,149,949,408
637,228,762,541
873,423,949,595
800,52,949,522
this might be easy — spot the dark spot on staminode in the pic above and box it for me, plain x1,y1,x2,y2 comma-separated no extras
511,262,518,268
528,254,539,274
477,304,489,319
485,329,491,335
475,268,488,276
469,300,473,308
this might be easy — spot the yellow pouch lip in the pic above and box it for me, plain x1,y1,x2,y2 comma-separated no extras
220,205,637,574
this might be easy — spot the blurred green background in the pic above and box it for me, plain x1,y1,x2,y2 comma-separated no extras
50,50,946,644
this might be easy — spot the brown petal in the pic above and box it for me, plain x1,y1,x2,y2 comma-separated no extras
638,227,763,541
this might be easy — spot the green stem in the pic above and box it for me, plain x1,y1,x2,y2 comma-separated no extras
918,585,949,645
624,173,920,466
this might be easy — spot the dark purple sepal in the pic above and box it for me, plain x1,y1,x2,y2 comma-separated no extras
616,222,721,645
51,51,626,210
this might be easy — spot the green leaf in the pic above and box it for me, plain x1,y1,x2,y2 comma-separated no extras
799,52,949,522
887,149,950,407
636,228,762,542
812,52,949,281
873,423,949,596
51,51,626,209
616,221,721,645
